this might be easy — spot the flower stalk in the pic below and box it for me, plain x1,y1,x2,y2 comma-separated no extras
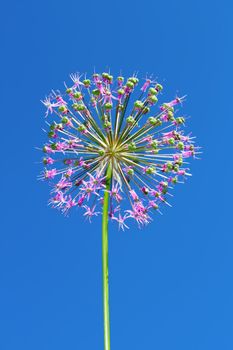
102,163,112,350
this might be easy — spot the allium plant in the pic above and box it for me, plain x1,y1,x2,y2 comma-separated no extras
39,71,199,350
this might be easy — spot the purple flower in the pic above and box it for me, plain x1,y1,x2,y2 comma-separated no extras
39,72,199,229
83,205,100,222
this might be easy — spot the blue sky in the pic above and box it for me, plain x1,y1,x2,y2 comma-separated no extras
1,0,233,349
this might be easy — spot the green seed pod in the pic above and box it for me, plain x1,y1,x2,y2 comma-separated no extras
176,117,185,124
148,87,157,95
66,88,72,94
76,104,86,111
104,121,111,129
92,89,100,96
83,79,91,87
72,103,78,110
126,81,134,89
146,167,156,174
61,117,69,124
155,83,163,91
176,157,183,166
148,117,158,126
177,142,184,150
117,88,125,95
149,95,158,104
172,176,178,184
167,110,174,119
128,77,138,85
126,116,135,125
78,124,86,132
73,92,82,99
143,106,150,114
102,72,109,79
166,162,173,171
104,103,113,110
50,123,56,131
98,150,105,156
162,103,174,112
151,140,158,149
117,76,124,82
168,138,175,145
127,168,134,175
51,143,57,150
58,105,66,112
128,142,137,151
48,131,56,138
134,100,144,109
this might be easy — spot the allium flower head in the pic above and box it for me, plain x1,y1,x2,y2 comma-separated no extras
39,71,199,229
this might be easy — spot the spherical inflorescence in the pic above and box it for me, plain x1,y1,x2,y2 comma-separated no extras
39,72,199,230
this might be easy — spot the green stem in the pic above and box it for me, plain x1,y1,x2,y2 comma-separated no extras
102,163,112,350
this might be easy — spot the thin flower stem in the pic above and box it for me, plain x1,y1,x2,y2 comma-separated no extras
102,163,112,350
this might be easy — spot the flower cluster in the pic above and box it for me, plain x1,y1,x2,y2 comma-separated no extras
39,72,199,230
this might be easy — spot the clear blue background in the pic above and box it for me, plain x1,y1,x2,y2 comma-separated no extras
1,0,232,349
